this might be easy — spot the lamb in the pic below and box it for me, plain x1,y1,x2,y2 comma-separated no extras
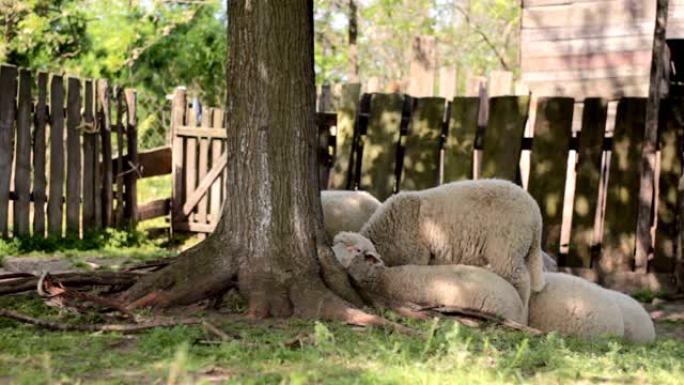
603,289,655,343
355,179,545,310
528,272,624,339
321,190,381,238
332,232,526,323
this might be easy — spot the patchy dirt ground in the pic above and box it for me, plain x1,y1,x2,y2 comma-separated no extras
646,299,684,340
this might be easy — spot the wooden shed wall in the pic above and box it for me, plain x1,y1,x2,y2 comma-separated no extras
521,0,657,98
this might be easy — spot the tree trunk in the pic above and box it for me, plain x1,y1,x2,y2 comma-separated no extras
347,0,359,82
122,0,370,321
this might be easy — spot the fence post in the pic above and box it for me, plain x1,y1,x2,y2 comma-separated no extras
97,80,114,228
82,80,97,230
48,74,65,237
33,72,49,237
124,89,138,228
0,65,17,237
66,77,82,236
14,69,32,236
171,87,187,235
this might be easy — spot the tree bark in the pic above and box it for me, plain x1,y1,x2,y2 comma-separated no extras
347,0,359,82
122,0,368,321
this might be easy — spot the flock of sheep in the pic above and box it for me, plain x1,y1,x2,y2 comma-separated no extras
321,180,655,343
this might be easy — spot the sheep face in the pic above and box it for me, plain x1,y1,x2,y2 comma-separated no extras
332,232,380,268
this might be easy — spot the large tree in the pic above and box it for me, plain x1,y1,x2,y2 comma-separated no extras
122,0,379,324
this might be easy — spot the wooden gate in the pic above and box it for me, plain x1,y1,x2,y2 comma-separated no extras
170,87,338,234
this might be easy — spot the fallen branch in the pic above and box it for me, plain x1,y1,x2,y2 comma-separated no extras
0,271,142,296
0,272,36,281
0,309,201,333
407,304,544,335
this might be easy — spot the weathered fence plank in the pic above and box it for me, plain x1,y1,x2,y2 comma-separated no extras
653,98,684,272
66,77,82,236
359,93,403,200
330,83,361,189
569,98,609,267
98,80,114,228
13,69,32,236
0,65,17,237
185,101,198,223
527,97,574,254
114,88,126,228
33,72,49,236
400,97,445,191
443,97,480,182
171,88,187,228
197,108,212,225
480,96,530,182
601,98,647,272
210,108,224,225
48,74,65,237
124,89,138,228
82,80,97,229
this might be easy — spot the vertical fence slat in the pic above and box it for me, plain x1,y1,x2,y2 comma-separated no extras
653,98,684,272
197,108,212,225
14,69,32,236
443,97,480,182
171,88,187,230
48,74,65,237
359,93,403,200
33,72,48,236
185,101,198,224
527,97,574,255
400,97,445,191
601,98,647,272
330,83,361,189
210,108,224,226
114,88,125,228
0,65,17,237
480,96,530,182
568,98,608,267
124,89,138,228
82,80,96,229
98,80,113,228
66,77,81,236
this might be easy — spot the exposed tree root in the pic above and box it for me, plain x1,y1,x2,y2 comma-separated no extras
0,309,201,333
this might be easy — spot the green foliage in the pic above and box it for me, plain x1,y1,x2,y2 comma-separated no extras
0,228,173,259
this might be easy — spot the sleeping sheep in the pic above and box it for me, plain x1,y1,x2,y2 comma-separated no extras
321,190,381,239
529,272,624,339
353,179,545,310
603,289,655,343
332,232,526,323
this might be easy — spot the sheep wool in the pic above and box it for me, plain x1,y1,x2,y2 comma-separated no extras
359,179,545,309
604,289,655,343
321,190,381,238
332,238,526,324
529,272,624,339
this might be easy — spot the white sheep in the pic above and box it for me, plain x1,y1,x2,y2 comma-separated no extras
332,232,526,323
603,289,655,343
528,272,624,339
321,190,381,239
356,179,545,310
542,251,558,272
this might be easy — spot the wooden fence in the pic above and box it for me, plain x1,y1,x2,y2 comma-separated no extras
0,64,138,238
161,84,683,294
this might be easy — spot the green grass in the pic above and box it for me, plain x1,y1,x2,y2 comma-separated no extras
1,295,683,385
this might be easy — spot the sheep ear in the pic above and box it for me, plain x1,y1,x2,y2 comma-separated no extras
364,253,382,265
331,243,354,268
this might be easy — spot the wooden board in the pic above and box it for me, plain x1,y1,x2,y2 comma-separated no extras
124,89,138,228
522,75,651,99
33,72,49,236
82,80,97,229
98,80,114,228
0,65,17,237
480,96,530,182
407,36,436,97
330,83,361,189
359,93,403,200
443,97,480,182
569,98,609,267
185,102,198,222
522,50,653,72
400,97,445,191
522,21,653,42
137,198,171,221
527,97,574,254
13,69,32,236
601,98,647,272
48,74,65,237
171,88,187,228
653,98,684,272
522,0,656,29
66,77,81,236
210,108,224,225
197,109,212,224
114,88,125,228
521,33,655,58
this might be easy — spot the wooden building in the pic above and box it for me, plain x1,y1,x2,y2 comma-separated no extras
520,0,684,99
